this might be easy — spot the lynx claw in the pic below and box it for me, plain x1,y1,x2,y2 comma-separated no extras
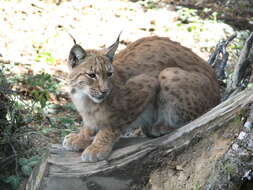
81,144,112,162
63,133,90,152
62,133,81,151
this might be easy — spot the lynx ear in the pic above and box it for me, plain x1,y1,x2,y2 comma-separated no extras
68,44,87,68
106,32,122,61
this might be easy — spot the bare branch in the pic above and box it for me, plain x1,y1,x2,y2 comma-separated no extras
9,142,19,176
231,32,253,89
208,33,237,82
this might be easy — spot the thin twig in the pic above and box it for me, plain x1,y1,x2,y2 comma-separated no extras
224,33,237,49
208,33,237,83
9,141,19,176
0,154,17,170
208,33,236,67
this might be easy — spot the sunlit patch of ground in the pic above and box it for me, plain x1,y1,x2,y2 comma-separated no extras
0,0,238,66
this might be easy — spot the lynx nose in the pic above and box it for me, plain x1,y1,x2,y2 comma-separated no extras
100,89,110,95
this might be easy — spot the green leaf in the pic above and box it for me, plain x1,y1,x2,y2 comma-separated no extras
21,165,33,176
248,83,253,88
35,52,56,65
28,155,40,163
18,157,29,166
3,176,21,189
27,160,39,167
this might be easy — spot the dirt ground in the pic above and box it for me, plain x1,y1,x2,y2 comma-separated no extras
0,0,240,70
146,118,242,190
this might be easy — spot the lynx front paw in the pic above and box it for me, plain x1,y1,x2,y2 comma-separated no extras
81,144,112,162
63,133,91,151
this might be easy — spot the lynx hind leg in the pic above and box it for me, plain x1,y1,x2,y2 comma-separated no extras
124,74,159,116
144,67,217,137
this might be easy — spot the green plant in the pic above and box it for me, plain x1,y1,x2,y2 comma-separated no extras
35,52,56,65
139,0,159,10
3,176,21,190
248,83,253,88
210,12,218,22
223,160,236,175
19,156,40,176
0,68,44,190
1,156,41,189
194,182,201,190
18,72,59,109
26,72,58,93
176,7,199,24
47,116,76,129
57,117,75,127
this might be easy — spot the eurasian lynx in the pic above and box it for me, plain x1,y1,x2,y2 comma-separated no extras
63,35,220,162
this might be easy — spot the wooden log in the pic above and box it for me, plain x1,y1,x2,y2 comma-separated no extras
26,87,253,190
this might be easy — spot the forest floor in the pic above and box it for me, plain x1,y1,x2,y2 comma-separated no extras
0,0,251,189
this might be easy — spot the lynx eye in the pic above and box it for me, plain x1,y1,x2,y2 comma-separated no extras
79,81,86,85
87,73,96,79
107,72,113,77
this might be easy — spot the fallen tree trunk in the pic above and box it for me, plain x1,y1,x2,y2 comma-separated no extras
26,86,253,190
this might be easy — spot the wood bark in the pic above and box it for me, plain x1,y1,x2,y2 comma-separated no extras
26,87,253,190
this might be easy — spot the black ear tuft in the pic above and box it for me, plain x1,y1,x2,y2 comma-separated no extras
106,31,122,61
68,44,87,68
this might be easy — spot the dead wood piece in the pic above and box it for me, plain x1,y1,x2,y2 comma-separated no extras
207,33,236,97
217,35,235,80
228,32,253,94
208,33,236,68
209,32,253,101
26,87,253,190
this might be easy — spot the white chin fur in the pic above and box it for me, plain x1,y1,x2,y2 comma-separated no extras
89,96,104,104
71,88,104,104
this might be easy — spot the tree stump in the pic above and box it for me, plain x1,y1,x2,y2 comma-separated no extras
26,87,253,190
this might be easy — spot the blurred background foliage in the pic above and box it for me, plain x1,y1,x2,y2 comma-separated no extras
0,0,252,189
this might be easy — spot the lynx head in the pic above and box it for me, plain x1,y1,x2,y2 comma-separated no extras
67,35,120,103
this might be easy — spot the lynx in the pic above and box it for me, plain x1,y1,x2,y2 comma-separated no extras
62,35,220,162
